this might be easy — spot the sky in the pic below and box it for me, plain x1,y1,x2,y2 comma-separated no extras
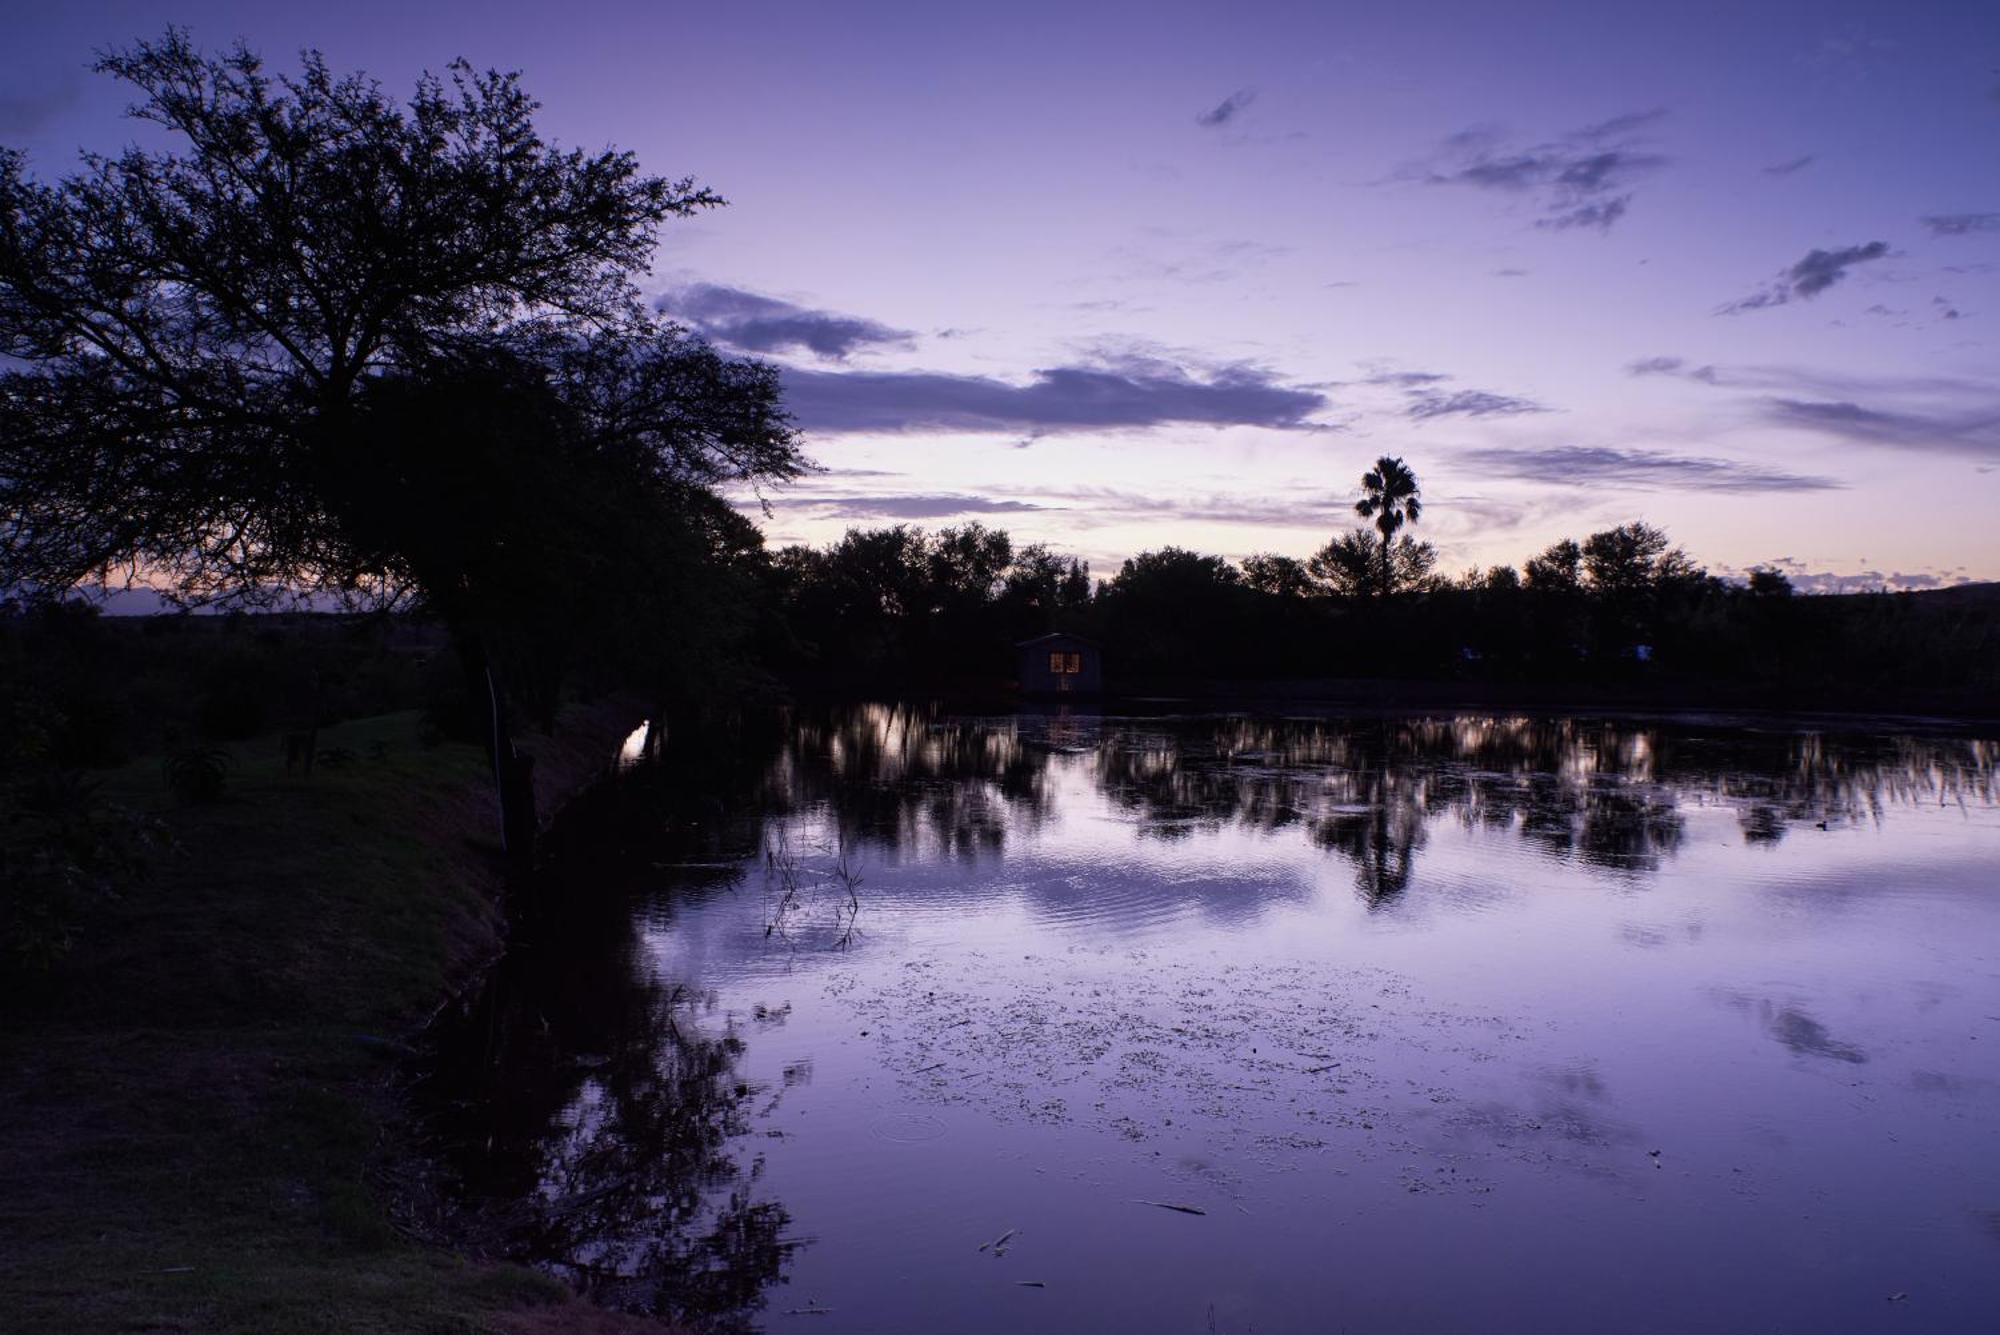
5,0,1999,590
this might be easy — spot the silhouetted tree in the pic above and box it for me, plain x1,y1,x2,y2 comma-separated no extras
1240,552,1315,598
0,33,799,604
1310,528,1436,600
1581,522,1697,597
1524,539,1584,594
1097,547,1246,675
1748,567,1794,597
1354,455,1424,598
0,33,802,846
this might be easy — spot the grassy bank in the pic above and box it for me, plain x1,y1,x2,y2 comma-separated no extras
0,705,649,1333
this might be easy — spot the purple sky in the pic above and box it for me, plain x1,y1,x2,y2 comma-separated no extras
7,1,1999,588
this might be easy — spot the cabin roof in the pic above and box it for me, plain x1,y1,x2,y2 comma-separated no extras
1014,631,1100,649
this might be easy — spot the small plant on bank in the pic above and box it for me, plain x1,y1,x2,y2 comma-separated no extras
162,747,233,803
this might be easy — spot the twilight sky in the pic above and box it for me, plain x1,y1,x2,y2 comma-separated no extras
7,1,1999,589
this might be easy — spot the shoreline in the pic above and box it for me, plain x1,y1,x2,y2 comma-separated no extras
0,697,652,1333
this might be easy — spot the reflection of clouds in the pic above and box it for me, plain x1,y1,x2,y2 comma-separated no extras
1710,989,1870,1065
1768,1007,1868,1064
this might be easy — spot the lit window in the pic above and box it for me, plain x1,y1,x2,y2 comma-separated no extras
1066,653,1082,674
1049,651,1067,673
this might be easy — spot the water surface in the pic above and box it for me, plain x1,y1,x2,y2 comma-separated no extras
428,708,2000,1333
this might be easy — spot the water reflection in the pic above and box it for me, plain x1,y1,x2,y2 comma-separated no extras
423,789,801,1331
768,706,1995,903
424,706,1996,1328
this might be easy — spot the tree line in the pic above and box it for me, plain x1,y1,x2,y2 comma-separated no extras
761,457,1993,701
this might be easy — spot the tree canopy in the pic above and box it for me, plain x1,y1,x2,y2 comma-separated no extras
0,31,801,609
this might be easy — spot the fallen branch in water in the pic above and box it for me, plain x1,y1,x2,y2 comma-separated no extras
1135,1199,1206,1215
978,1227,1018,1252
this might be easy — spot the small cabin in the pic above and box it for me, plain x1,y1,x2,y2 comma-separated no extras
1016,632,1103,696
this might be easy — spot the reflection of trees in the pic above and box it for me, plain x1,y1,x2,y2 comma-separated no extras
760,707,1994,902
424,822,797,1331
765,703,1054,858
1069,715,1996,902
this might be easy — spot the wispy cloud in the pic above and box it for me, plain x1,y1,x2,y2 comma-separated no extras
1718,241,1889,313
1626,355,1719,382
1196,89,1257,128
0,80,79,135
1401,111,1670,232
657,283,914,360
1757,397,2000,458
785,494,1056,520
1456,445,1841,492
1406,388,1551,420
1921,212,2000,237
781,358,1329,436
1762,155,1815,176
1621,358,2000,459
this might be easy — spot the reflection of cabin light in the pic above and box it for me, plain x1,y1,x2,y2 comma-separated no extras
617,721,652,767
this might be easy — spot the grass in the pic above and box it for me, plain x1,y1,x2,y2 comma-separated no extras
0,710,654,1333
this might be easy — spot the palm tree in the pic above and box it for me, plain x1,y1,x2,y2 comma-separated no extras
1354,456,1422,597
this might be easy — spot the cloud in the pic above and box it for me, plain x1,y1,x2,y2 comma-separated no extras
0,81,79,136
1012,486,1346,530
1618,359,2000,460
1404,112,1669,232
657,283,914,360
1756,396,2000,457
1456,445,1841,492
1196,89,1256,128
781,358,1329,436
1362,370,1452,387
1406,388,1551,420
1719,241,1889,313
1539,196,1629,231
1922,213,2000,237
1625,355,1720,382
1753,565,1967,595
1762,155,1815,176
789,494,1055,520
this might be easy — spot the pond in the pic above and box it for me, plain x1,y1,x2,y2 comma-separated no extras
424,706,2000,1333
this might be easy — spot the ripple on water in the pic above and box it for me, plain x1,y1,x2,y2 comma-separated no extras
869,1111,948,1143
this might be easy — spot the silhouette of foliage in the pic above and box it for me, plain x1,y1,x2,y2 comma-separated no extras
0,32,803,750
1354,456,1426,598
162,746,232,803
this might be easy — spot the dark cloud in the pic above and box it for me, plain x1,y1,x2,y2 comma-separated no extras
1719,241,1889,313
1492,267,1531,278
1762,155,1815,176
1457,445,1840,492
1363,370,1452,387
656,283,913,360
1196,89,1256,127
1406,113,1669,233
782,359,1328,436
1789,242,1890,296
1405,388,1551,420
1922,213,2000,237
